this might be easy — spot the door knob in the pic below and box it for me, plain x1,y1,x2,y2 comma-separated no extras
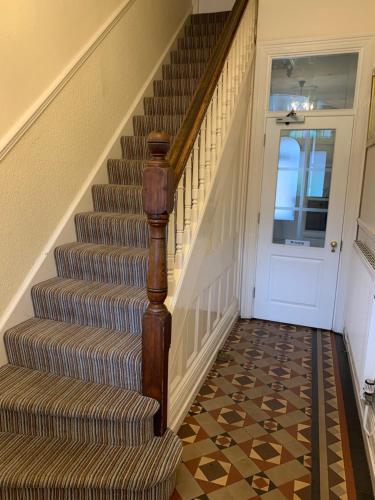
330,241,338,253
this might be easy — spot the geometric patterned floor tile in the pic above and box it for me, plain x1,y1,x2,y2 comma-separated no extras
246,471,276,495
172,319,372,499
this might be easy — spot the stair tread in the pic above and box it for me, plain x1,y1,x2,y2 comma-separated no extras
56,240,148,258
77,211,147,222
0,364,157,421
32,276,148,334
0,429,181,491
33,276,148,302
5,317,142,391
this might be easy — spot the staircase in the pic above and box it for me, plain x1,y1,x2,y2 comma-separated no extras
0,10,230,499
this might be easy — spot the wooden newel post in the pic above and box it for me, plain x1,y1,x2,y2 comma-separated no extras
142,131,175,436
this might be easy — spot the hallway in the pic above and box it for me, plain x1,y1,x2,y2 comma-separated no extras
172,319,373,499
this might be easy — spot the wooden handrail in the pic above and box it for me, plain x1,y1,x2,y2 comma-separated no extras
168,0,249,184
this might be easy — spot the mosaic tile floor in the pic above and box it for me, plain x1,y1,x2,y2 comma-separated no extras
172,319,373,499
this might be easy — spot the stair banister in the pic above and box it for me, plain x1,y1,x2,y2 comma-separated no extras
142,0,256,435
168,0,250,181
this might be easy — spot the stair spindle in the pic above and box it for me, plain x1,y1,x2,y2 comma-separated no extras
184,155,193,244
191,137,200,227
175,173,185,268
217,74,223,150
211,87,218,168
205,107,212,188
198,126,206,208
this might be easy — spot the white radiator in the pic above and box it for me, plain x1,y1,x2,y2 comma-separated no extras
345,240,375,474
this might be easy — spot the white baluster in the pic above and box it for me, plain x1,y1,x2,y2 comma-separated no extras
240,18,246,74
184,155,192,244
211,88,218,169
167,206,176,292
205,105,212,189
234,35,240,97
198,124,206,209
217,73,223,151
175,173,185,269
231,41,237,108
191,137,199,227
222,60,229,137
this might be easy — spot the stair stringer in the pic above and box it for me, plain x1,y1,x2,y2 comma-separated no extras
168,64,254,431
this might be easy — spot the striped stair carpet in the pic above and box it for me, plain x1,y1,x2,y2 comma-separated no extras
0,10,230,500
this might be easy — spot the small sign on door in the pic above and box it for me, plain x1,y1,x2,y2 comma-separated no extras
285,239,311,247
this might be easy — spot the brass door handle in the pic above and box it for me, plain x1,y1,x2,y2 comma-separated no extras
330,240,338,253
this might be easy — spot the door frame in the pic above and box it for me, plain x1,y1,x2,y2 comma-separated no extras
240,34,375,332
254,115,354,329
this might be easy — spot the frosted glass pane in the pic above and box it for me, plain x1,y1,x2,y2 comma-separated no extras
273,129,335,248
269,53,358,112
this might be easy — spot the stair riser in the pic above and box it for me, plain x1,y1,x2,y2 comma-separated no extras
133,115,182,136
162,63,206,80
121,137,149,159
5,341,142,392
171,50,211,64
143,96,191,116
178,35,218,50
32,287,147,334
190,12,229,24
92,185,143,215
153,79,198,97
55,247,148,288
1,475,177,500
0,410,153,447
185,22,226,37
107,160,144,186
75,214,149,248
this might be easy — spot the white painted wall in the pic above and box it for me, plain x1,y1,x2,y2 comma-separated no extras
361,145,375,239
0,0,124,142
258,0,375,41
193,0,234,14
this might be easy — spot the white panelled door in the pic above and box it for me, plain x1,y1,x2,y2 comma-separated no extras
254,116,353,329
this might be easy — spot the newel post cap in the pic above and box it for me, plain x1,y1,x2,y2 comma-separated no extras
142,131,175,215
147,131,171,159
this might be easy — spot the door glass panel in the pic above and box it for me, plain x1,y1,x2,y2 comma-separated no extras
273,129,336,248
269,53,358,112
